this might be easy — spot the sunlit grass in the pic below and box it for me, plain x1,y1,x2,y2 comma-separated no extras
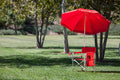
0,35,120,80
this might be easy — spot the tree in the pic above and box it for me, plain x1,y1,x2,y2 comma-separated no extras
61,0,69,53
0,0,25,34
60,0,87,53
0,0,62,48
34,0,61,48
0,0,11,29
86,0,120,62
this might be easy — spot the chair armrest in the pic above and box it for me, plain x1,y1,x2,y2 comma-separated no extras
68,52,71,56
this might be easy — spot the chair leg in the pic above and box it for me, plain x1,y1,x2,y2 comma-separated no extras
73,59,86,71
72,58,74,71
81,67,86,72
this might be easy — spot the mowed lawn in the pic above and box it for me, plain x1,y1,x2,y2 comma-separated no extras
0,35,120,80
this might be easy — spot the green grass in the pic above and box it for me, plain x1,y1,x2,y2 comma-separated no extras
0,35,120,80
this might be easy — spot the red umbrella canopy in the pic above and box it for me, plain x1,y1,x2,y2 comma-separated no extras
61,8,111,35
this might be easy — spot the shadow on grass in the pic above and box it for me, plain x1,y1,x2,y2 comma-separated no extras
0,55,120,69
95,71,120,73
3,47,37,49
96,58,120,67
84,71,120,73
3,46,81,49
0,55,72,68
3,46,119,50
0,46,119,69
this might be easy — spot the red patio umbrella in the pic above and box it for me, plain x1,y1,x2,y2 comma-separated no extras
61,8,111,46
61,8,111,35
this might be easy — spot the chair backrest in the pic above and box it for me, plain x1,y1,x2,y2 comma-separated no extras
82,47,96,66
82,47,96,53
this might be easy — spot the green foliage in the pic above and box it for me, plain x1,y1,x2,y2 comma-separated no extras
0,29,22,35
0,0,25,29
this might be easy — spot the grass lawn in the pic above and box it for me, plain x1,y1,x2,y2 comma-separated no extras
0,35,120,80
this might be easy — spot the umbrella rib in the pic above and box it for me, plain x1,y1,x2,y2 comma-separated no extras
84,14,86,47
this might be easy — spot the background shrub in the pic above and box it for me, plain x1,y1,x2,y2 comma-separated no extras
0,29,22,35
0,23,119,35
48,25,77,35
22,25,50,35
109,24,120,35
22,25,36,34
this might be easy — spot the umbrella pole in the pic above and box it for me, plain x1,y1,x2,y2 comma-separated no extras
84,15,86,47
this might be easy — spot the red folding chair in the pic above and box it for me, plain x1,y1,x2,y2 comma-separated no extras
69,47,96,71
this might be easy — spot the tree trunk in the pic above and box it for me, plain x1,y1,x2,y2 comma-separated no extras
41,24,48,47
35,1,40,48
63,27,69,53
101,30,109,62
38,25,43,48
62,0,69,53
14,24,18,35
41,16,49,47
35,13,40,48
100,32,103,62
100,9,111,62
94,34,99,62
